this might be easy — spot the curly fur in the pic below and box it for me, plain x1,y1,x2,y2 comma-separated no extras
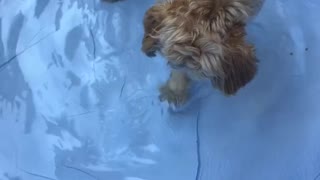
142,0,262,98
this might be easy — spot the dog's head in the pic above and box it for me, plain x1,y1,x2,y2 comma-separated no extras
142,0,260,95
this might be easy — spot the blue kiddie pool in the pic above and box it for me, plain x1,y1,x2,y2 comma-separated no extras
0,0,320,179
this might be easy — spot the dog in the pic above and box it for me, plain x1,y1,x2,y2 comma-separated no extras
102,0,263,106
141,0,262,106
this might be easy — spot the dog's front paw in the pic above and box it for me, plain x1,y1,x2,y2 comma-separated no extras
159,84,188,107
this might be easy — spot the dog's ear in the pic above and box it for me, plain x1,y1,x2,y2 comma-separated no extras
210,24,258,95
211,45,257,95
141,5,165,57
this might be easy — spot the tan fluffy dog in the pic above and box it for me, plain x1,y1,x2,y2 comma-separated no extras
141,0,262,106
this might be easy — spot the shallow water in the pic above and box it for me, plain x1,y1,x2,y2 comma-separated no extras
0,0,320,180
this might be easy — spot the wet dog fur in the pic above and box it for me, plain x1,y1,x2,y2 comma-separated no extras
103,0,263,106
142,0,263,106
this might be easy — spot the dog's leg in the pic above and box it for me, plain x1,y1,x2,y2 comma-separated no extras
159,70,190,106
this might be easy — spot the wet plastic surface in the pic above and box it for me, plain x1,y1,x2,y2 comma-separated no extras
1,0,320,180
